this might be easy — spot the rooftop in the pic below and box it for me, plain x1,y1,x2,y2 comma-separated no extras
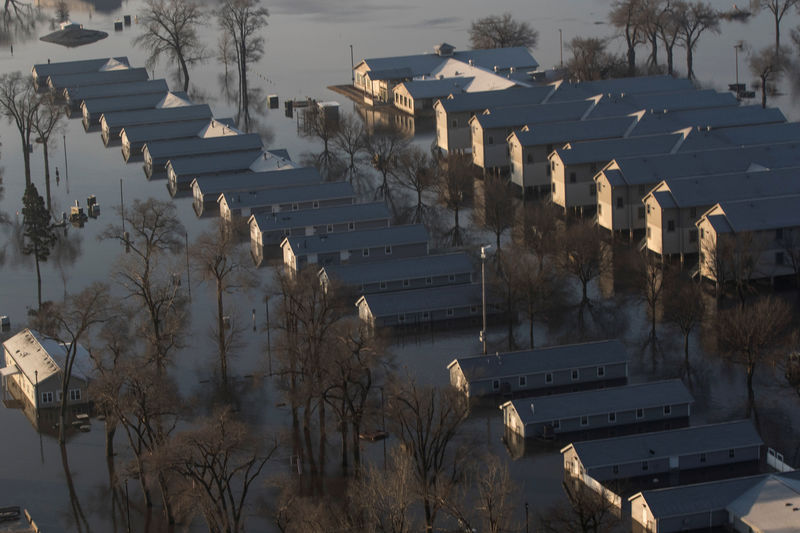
701,195,800,233
63,79,169,103
48,67,149,89
32,56,129,78
555,133,682,166
564,420,762,469
547,76,695,102
82,91,189,116
630,105,785,136
358,282,484,316
322,252,473,285
221,181,355,210
473,99,593,130
102,104,213,128
436,85,554,113
2,328,90,384
121,118,235,144
251,202,390,232
285,224,428,255
505,379,694,424
145,133,264,160
512,115,635,147
449,339,628,382
193,167,319,199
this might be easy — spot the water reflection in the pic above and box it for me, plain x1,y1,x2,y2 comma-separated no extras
60,443,91,533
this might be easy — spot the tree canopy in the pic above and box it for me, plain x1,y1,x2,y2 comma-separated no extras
469,13,538,49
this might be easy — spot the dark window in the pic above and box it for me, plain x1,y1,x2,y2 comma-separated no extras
488,135,494,144
776,252,785,265
571,369,579,380
403,279,410,287
448,274,456,281
612,465,619,474
326,224,333,233
663,405,672,415
447,308,454,316
385,245,392,255
569,172,577,183
580,415,588,426
700,453,706,463
729,449,735,458
426,277,433,285
589,183,596,196
689,230,698,243
646,204,651,215
348,222,355,231
528,153,534,164
608,412,616,423
617,197,624,209
519,376,527,387
776,228,784,240
379,281,387,290
667,220,675,232
636,408,644,419
362,248,370,257
492,380,499,391
545,373,553,384
312,200,319,209
553,419,560,430
598,204,602,214
642,461,648,471
597,366,605,377
451,119,457,128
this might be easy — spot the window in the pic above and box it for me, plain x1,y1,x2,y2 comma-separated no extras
667,220,675,232
492,380,500,391
636,408,644,419
700,228,704,239
426,277,433,285
642,461,649,471
569,172,577,183
700,453,707,463
422,311,430,320
348,222,355,231
41,391,53,404
580,415,588,426
283,228,291,236
638,207,645,220
519,376,527,387
362,248,370,257
598,204,602,214
776,252,785,265
617,197,624,209
448,274,456,282
597,366,605,377
589,183,596,196
663,405,671,415
385,245,392,255
729,449,736,458
545,372,553,384
689,230,698,243
312,200,319,209
398,314,406,323
447,308,454,316
470,305,478,314
646,204,651,215
69,389,81,401
451,119,457,128
608,412,616,423
292,203,299,211
571,369,579,381
488,135,494,145
552,419,560,430
527,154,533,164
326,224,334,233
647,227,651,238
403,279,410,287
776,228,784,240
379,281,387,290
612,465,619,474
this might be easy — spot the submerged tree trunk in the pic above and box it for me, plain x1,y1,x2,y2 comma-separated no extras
43,142,52,213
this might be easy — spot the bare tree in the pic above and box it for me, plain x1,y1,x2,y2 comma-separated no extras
392,145,435,224
675,1,720,80
750,0,800,56
559,221,608,306
135,0,206,92
538,481,624,533
103,198,188,372
217,0,269,131
32,92,63,213
332,112,368,186
436,153,475,247
638,0,665,69
0,71,38,186
478,174,515,253
749,45,788,108
656,1,682,74
718,295,792,405
47,283,111,444
55,0,69,22
636,251,665,340
663,277,705,367
514,202,560,270
386,379,469,532
300,104,340,179
510,253,567,349
566,37,626,81
468,13,538,49
192,219,257,390
158,406,277,533
367,125,409,213
609,0,647,76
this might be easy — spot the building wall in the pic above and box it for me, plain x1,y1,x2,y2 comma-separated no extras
360,271,472,294
530,403,691,438
596,174,615,230
471,121,487,168
552,160,599,210
435,108,474,153
373,302,483,328
644,196,664,255
3,350,88,409
479,127,514,171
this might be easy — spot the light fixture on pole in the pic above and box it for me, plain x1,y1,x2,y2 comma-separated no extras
734,41,744,99
480,244,492,355
559,29,563,68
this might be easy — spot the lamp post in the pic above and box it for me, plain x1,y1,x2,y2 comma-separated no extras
480,244,492,355
734,42,744,98
350,44,355,84
559,29,563,68
525,501,529,533
265,295,272,376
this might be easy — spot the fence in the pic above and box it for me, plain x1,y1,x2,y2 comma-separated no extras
767,447,794,473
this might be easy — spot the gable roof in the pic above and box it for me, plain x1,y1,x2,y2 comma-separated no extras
250,202,390,233
82,90,189,116
48,68,149,90
121,118,234,144
2,328,90,384
629,105,785,136
63,79,169,104
102,104,213,129
555,133,682,166
511,115,636,147
564,420,762,469
473,99,593,130
221,181,355,211
700,195,800,233
436,85,555,113
449,339,628,382
144,133,264,161
192,167,319,200
284,224,428,255
680,121,800,151
321,252,473,285
358,283,483,317
505,380,693,424
398,77,475,99
33,57,130,79
547,76,694,102
727,474,800,532
585,89,738,119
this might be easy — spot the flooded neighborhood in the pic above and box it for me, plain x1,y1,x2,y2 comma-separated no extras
1,1,800,532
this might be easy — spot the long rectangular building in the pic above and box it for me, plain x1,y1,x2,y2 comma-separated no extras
82,91,189,127
101,104,213,145
32,57,130,88
48,68,150,91
145,133,263,177
120,117,237,161
64,79,168,113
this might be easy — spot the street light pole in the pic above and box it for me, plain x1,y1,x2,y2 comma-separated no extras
480,244,492,355
734,42,743,99
559,29,563,68
265,296,272,376
350,44,355,84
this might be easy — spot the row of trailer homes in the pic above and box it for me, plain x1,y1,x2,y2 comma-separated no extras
32,56,507,335
446,339,797,532
343,42,800,287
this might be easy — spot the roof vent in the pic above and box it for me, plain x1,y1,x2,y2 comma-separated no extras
493,65,498,72
530,403,535,415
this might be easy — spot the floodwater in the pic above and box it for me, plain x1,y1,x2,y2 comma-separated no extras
1,0,800,531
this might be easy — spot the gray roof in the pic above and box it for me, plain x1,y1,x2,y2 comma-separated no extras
82,91,188,117
474,99,593,130
450,339,628,383
102,104,213,129
513,115,635,147
632,471,800,519
48,68,150,89
193,167,319,200
547,76,695,102
650,167,800,208
146,133,263,164
703,195,800,233
630,105,785,136
604,143,800,186
437,85,554,113
359,283,483,317
168,150,265,179
361,46,538,79
507,380,694,425
555,133,682,166
63,79,169,104
322,252,473,285
285,224,428,255
2,328,91,384
223,181,356,210
252,202,389,233
567,420,762,469
32,57,129,79
121,118,236,144
680,121,800,151
586,89,738,119
400,77,474,99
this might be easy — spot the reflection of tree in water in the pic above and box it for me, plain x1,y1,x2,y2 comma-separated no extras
216,73,274,143
60,443,91,533
52,227,82,298
1,0,41,46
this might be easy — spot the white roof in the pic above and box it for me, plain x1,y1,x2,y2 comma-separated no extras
157,92,193,109
429,58,522,92
727,475,800,533
2,328,90,384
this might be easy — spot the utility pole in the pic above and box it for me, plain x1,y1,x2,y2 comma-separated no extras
559,29,563,67
350,44,355,84
265,295,272,376
480,244,492,355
